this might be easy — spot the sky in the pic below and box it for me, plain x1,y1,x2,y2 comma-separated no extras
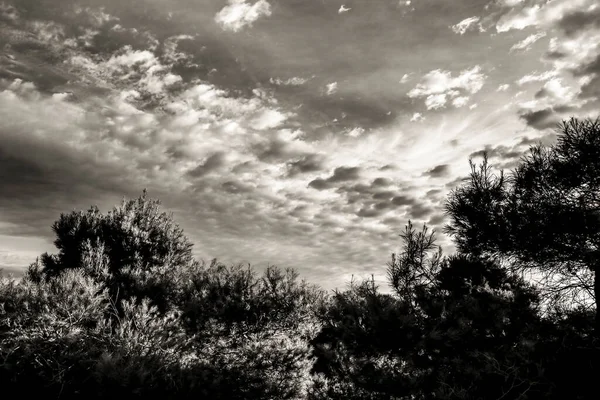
0,0,599,289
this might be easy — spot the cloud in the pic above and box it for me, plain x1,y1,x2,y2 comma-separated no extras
325,82,338,95
424,94,447,110
187,152,227,178
346,127,365,137
497,84,510,92
451,16,481,35
510,32,547,52
270,77,309,86
424,164,450,178
469,143,525,162
408,66,486,109
534,78,576,101
309,166,362,190
516,70,558,85
496,0,597,33
338,5,351,14
215,0,272,32
286,154,325,177
0,3,19,22
496,5,541,32
519,108,560,130
558,6,600,36
452,96,469,108
410,112,424,122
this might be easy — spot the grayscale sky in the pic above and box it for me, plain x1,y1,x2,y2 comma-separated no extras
1,0,599,289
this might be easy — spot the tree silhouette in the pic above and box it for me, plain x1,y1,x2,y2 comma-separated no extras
445,118,600,331
1,192,325,399
311,223,545,399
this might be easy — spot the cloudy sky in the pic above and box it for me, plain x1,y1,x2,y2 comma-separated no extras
0,0,599,289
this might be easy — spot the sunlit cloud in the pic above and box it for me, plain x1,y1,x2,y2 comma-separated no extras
215,0,272,32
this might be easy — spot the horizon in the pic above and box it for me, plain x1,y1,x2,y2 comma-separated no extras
1,0,599,291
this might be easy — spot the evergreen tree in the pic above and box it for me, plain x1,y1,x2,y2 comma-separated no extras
445,117,600,330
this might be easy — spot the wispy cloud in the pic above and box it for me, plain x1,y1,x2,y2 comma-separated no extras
338,5,351,14
451,16,481,35
510,32,547,52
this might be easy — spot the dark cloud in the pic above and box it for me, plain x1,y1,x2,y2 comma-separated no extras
372,191,396,200
558,8,600,37
356,206,386,218
519,108,561,131
409,203,434,220
0,138,134,236
255,139,289,162
445,176,470,190
308,166,361,190
329,166,361,182
574,54,600,100
428,214,446,226
469,144,523,161
286,153,325,177
391,195,416,206
308,178,331,190
187,152,226,178
382,216,402,227
579,75,600,100
424,164,450,178
221,180,255,194
371,177,392,187
231,161,256,174
426,188,443,197
542,50,568,61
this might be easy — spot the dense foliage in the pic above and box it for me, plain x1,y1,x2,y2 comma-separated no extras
1,118,599,398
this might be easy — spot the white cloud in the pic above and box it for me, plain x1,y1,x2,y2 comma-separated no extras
408,66,486,109
496,0,596,33
400,73,411,84
498,0,525,6
338,5,351,14
496,5,541,32
510,32,547,52
424,94,447,110
452,96,469,108
451,16,480,35
346,127,365,137
516,70,558,85
215,0,272,32
497,84,511,91
270,77,309,86
326,82,338,95
410,112,424,122
539,78,575,101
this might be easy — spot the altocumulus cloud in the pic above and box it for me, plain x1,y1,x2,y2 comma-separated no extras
4,0,597,288
408,66,486,110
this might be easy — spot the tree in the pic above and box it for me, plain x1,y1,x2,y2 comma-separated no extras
31,190,196,312
310,223,545,399
4,193,326,399
445,117,600,330
179,261,326,400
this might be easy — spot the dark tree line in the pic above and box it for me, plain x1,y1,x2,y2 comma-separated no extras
1,118,599,399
